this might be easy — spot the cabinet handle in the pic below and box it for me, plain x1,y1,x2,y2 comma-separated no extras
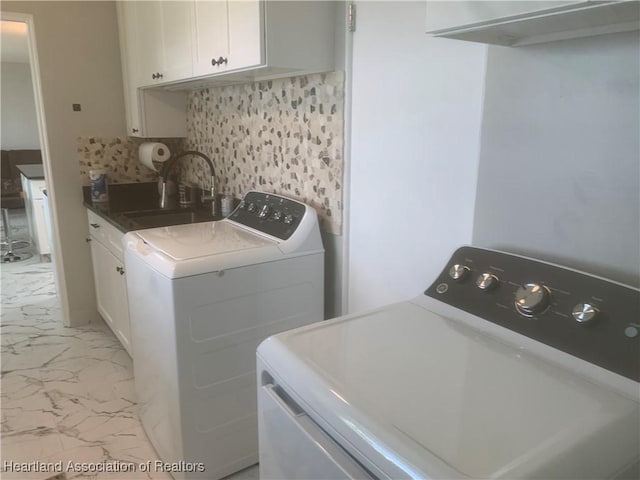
211,58,218,66
86,237,92,243
116,266,125,275
152,72,163,80
217,56,228,65
90,223,100,228
132,128,139,133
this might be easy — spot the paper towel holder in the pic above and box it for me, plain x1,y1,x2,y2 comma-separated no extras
139,142,171,172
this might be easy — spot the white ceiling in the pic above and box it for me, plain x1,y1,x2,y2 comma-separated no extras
1,20,30,64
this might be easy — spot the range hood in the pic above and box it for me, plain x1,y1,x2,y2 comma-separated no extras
426,1,640,47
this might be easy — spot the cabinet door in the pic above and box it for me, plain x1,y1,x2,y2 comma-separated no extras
135,0,194,85
89,238,132,356
227,0,263,71
117,1,188,137
159,1,194,82
116,1,143,135
192,0,230,76
32,199,50,255
30,181,49,255
112,260,132,355
134,1,163,86
90,239,115,330
20,174,35,242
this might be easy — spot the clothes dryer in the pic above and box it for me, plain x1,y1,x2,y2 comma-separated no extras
257,246,639,479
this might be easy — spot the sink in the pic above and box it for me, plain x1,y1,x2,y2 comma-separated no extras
127,211,203,228
122,207,192,218
120,207,222,230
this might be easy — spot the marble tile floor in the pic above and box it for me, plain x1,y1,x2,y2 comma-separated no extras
1,256,259,480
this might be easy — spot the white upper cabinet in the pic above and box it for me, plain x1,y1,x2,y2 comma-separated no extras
118,0,335,89
116,0,335,137
425,1,581,32
426,1,640,47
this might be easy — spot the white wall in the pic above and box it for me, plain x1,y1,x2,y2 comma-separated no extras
347,1,487,312
2,1,127,326
473,31,640,287
0,62,40,149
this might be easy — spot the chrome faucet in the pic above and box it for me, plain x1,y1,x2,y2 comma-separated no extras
160,150,217,215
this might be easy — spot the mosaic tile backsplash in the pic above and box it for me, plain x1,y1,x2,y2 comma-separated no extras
77,72,344,234
183,71,344,234
77,137,183,185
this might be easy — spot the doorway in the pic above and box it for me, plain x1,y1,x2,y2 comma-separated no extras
1,14,66,315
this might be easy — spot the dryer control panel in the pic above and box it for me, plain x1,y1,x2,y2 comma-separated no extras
228,191,307,240
425,246,640,382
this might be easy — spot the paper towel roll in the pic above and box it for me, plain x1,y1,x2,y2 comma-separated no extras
138,142,171,171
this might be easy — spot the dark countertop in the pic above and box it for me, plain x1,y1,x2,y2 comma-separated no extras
17,164,45,180
83,182,221,233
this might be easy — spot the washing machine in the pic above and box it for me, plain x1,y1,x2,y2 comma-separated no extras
124,191,324,480
257,246,639,479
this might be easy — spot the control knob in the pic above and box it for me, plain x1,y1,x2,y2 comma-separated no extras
258,205,271,218
572,303,599,324
514,283,550,317
247,202,257,213
449,264,470,281
283,214,295,225
476,273,499,291
272,211,283,221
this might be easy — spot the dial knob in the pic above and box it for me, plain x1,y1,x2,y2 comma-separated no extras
272,211,283,221
247,202,257,212
258,205,271,218
448,264,470,281
476,273,498,291
572,303,599,324
284,214,295,225
514,283,550,317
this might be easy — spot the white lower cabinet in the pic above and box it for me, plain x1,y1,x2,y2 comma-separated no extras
20,175,50,255
87,210,131,355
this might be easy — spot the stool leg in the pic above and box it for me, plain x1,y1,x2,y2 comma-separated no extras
2,207,32,263
0,207,8,249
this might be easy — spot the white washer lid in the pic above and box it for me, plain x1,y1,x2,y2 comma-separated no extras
134,220,275,260
258,302,640,479
125,220,283,279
